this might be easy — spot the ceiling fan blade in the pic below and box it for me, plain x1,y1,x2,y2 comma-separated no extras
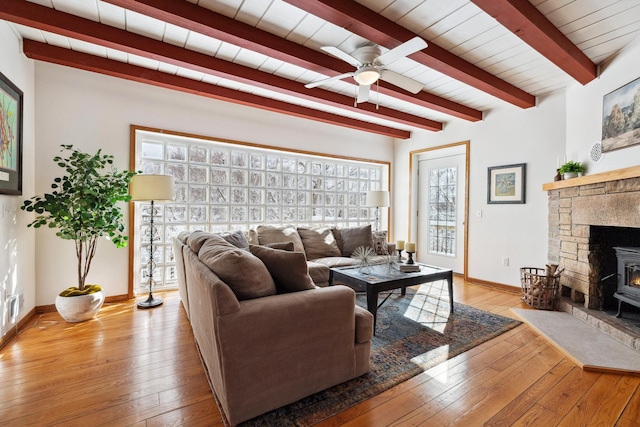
305,72,355,89
321,46,362,67
380,70,424,94
377,36,428,65
356,84,370,103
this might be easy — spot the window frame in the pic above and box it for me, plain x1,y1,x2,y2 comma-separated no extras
128,125,390,296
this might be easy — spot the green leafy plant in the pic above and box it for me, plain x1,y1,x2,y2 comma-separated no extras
558,160,585,174
21,145,137,293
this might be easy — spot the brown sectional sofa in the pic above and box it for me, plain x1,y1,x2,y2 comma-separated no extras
173,227,378,425
249,224,395,287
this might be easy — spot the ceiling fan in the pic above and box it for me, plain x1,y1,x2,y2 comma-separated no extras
305,36,428,103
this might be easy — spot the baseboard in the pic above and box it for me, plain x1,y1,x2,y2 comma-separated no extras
36,294,131,314
467,276,521,294
0,307,37,352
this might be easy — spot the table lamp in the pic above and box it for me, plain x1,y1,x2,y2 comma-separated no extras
130,174,175,308
365,190,390,231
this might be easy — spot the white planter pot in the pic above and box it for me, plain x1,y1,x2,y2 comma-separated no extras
55,290,105,323
563,172,578,179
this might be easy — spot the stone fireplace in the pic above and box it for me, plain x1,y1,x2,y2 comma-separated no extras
545,166,640,310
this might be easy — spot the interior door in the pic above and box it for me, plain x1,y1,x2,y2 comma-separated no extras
417,151,466,273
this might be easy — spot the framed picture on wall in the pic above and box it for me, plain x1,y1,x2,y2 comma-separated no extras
487,163,526,204
0,71,23,195
602,76,640,152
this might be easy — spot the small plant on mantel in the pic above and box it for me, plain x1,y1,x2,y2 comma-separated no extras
559,160,586,177
21,145,138,295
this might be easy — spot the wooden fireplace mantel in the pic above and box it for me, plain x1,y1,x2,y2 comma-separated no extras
542,165,640,191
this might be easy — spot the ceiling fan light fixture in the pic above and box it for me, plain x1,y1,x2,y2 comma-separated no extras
354,65,380,85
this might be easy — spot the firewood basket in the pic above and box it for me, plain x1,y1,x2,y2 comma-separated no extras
520,267,560,310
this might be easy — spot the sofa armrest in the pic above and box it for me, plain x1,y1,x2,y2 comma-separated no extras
217,285,357,348
215,285,361,417
354,305,373,343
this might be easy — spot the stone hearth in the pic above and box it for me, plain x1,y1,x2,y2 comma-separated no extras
545,166,640,310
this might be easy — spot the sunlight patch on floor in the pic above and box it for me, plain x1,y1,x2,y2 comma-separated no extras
403,280,452,333
402,280,454,383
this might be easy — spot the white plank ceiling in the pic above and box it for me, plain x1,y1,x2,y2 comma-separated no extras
6,0,640,135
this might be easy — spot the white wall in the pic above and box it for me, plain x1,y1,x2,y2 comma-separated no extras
566,37,640,174
394,38,640,289
393,92,566,287
0,22,36,336
33,62,394,305
19,32,640,307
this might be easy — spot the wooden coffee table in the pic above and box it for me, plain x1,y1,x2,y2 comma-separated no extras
329,263,454,333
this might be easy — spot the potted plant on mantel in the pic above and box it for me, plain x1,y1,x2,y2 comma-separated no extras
559,160,586,179
21,145,137,322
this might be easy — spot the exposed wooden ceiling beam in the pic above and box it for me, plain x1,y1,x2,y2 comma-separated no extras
470,0,597,85
102,0,481,122
0,0,441,132
22,40,412,139
283,0,536,109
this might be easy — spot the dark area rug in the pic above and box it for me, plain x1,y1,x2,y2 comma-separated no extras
241,281,521,426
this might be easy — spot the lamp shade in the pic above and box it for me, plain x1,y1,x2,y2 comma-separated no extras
130,174,175,201
354,66,381,86
365,190,390,207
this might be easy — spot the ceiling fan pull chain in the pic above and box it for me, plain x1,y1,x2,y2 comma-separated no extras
376,80,380,110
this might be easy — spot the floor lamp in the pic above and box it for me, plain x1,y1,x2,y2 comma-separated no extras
365,190,390,231
130,174,175,309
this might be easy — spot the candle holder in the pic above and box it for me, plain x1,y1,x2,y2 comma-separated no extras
406,251,415,264
397,249,403,263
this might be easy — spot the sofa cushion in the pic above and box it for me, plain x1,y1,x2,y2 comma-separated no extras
311,256,359,268
297,227,341,259
199,235,276,300
372,230,389,255
256,225,305,253
307,261,330,287
250,245,315,293
334,225,373,257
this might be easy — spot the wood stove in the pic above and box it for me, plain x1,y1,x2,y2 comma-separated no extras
614,247,640,316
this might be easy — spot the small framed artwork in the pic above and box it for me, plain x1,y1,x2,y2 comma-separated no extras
602,76,640,152
0,71,23,195
487,163,526,204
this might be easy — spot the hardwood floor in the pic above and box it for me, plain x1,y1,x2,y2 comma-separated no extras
1,279,639,426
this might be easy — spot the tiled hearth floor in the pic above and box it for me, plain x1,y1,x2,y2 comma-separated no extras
558,297,640,353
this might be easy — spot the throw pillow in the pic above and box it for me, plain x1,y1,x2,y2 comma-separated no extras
256,225,305,253
187,230,216,253
297,227,341,260
218,229,250,250
246,229,259,245
262,241,295,251
198,235,276,300
372,230,389,255
250,245,315,293
176,231,190,245
334,225,373,257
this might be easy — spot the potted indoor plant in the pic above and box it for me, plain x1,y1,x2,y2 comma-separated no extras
558,160,585,179
21,145,137,322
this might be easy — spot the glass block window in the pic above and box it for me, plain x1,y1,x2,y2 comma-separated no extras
427,167,457,256
132,129,388,293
